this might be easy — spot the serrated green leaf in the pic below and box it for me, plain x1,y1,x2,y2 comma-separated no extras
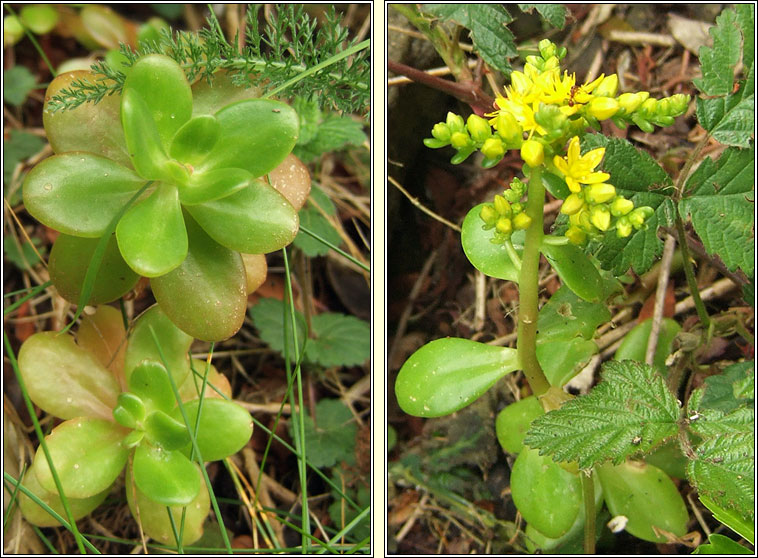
581,135,674,275
694,9,742,96
294,113,366,163
679,146,754,276
466,5,518,75
735,4,754,72
524,361,680,469
293,206,342,256
518,4,567,28
4,236,45,270
248,297,307,361
297,398,357,468
307,313,370,367
699,494,755,545
4,129,45,186
4,66,37,106
694,361,754,413
696,94,755,147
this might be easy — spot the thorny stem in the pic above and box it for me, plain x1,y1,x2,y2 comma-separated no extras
517,165,551,397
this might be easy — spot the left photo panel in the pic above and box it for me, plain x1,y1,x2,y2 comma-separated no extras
3,3,371,554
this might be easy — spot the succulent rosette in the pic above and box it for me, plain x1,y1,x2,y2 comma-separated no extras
24,54,308,341
16,305,253,544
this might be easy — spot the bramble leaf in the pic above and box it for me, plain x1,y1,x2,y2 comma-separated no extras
293,186,342,257
423,4,517,75
524,361,680,469
581,135,675,275
693,533,753,555
297,398,357,468
518,4,567,28
679,146,755,276
735,4,754,72
696,93,755,148
693,9,742,96
3,66,37,106
686,361,754,533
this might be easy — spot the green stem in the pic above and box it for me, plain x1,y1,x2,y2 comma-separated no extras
581,471,596,554
675,215,711,328
517,165,551,397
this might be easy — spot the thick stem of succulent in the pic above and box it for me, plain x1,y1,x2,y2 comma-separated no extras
581,470,596,554
517,165,551,397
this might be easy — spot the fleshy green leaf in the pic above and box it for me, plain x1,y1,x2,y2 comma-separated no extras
536,285,611,343
693,9,742,96
581,134,675,275
42,70,130,166
295,398,357,468
18,463,110,527
518,4,566,28
132,444,200,506
125,460,209,545
495,395,544,454
150,214,247,342
18,332,120,421
693,533,753,554
524,361,681,469
185,178,299,254
200,99,299,177
23,153,144,237
173,398,253,461
48,233,140,305
179,167,252,205
3,66,37,106
169,114,222,166
124,305,193,387
461,204,523,282
120,87,173,180
113,392,146,429
145,410,191,450
122,54,193,147
614,318,682,374
510,447,583,538
395,338,519,417
537,338,598,388
128,360,177,415
596,460,689,543
34,417,129,498
116,182,188,277
125,463,210,545
540,241,604,302
679,146,754,276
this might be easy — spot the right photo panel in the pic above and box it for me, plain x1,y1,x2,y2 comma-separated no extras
388,3,754,555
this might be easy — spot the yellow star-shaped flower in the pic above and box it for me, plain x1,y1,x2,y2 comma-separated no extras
553,136,610,193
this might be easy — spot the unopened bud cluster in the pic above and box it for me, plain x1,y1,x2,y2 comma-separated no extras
478,178,530,243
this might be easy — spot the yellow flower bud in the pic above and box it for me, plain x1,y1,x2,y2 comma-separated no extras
496,217,513,235
520,139,544,167
493,194,511,217
479,204,498,227
629,206,654,229
588,97,619,120
640,98,658,116
616,217,633,238
561,193,585,215
610,196,634,216
617,91,649,113
432,122,451,142
446,112,465,132
594,74,619,97
481,137,505,160
539,39,556,59
570,208,594,232
590,205,611,231
450,131,470,149
512,212,532,230
511,71,530,96
585,183,616,204
566,226,587,245
467,114,491,142
667,93,690,115
496,111,523,144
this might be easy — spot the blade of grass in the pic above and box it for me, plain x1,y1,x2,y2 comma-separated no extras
148,327,233,554
3,464,26,530
317,505,370,554
282,246,311,552
298,225,370,272
3,473,101,554
59,181,153,336
3,280,53,315
3,333,91,554
3,5,57,77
